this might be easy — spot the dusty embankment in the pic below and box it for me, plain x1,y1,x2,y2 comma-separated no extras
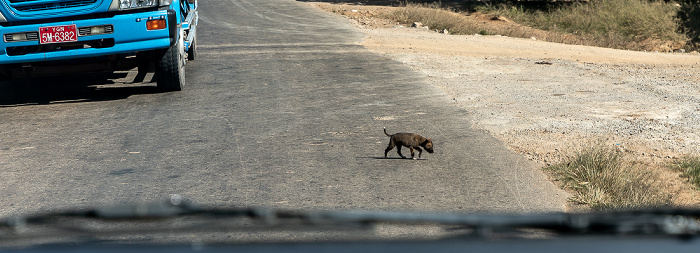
307,2,700,206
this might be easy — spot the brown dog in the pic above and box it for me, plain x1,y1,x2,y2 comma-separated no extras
384,128,434,159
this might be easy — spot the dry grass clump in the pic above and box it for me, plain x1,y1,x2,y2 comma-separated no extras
672,156,700,188
544,143,674,211
385,2,564,40
385,0,689,51
484,0,686,51
385,3,482,34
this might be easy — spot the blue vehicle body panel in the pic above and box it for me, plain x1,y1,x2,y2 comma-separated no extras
0,10,172,64
0,0,197,82
0,0,110,22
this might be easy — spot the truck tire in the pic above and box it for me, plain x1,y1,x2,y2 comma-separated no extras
187,33,197,61
156,34,185,91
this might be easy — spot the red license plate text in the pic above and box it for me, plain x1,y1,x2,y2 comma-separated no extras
39,25,78,44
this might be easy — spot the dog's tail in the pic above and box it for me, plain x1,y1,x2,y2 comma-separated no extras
384,127,391,137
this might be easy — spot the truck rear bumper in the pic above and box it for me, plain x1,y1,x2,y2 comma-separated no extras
0,10,173,65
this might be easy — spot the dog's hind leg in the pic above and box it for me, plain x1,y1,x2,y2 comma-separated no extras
396,146,407,159
384,140,396,158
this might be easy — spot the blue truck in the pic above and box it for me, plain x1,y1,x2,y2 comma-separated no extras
0,0,198,91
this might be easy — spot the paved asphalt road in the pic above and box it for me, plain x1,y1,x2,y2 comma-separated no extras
0,0,567,219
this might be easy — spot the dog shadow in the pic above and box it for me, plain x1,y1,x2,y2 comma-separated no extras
359,156,428,160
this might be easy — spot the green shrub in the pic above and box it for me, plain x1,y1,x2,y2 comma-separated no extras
677,1,700,44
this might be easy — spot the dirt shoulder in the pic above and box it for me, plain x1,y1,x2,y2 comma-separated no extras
361,28,700,65
307,2,700,206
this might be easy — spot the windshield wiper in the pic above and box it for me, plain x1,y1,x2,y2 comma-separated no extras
2,195,699,242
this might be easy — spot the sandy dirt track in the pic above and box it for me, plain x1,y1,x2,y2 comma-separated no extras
307,2,700,205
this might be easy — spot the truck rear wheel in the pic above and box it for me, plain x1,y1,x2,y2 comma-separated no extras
155,34,186,91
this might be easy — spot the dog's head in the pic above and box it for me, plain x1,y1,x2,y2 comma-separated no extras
422,138,434,153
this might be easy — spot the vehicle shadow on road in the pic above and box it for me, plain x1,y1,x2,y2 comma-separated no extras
0,73,164,107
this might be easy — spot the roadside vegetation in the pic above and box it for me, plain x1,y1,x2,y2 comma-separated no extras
385,0,699,51
386,3,550,36
544,143,674,211
672,156,700,188
481,0,686,51
387,2,488,34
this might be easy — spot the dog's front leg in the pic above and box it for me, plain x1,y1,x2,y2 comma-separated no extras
410,147,416,159
414,147,423,159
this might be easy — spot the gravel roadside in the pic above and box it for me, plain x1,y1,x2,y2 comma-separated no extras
308,2,700,206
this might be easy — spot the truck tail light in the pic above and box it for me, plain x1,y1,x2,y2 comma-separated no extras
146,19,166,30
